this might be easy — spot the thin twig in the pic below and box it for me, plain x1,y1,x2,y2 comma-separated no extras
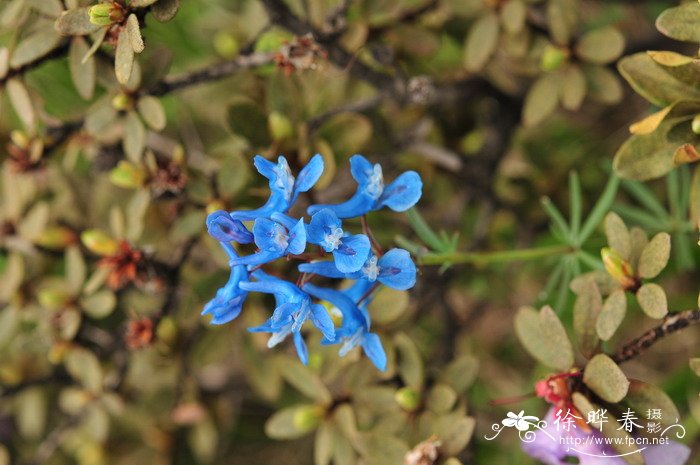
612,309,700,364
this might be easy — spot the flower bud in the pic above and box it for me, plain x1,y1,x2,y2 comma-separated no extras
206,211,254,244
268,111,294,141
88,3,121,26
395,386,421,412
34,226,77,250
540,45,569,72
109,161,147,189
692,114,700,135
112,93,133,111
38,288,71,311
601,247,636,289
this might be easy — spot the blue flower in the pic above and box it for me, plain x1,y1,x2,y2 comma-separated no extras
307,155,422,219
206,210,254,244
299,248,416,290
303,283,387,371
242,272,335,364
228,217,306,267
231,154,324,221
202,243,249,324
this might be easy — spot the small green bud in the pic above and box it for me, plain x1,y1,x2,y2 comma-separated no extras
394,386,421,412
292,405,324,432
156,316,178,346
112,93,133,111
81,229,119,256
10,130,29,148
34,226,77,250
692,114,700,134
268,111,294,141
540,45,569,72
214,32,239,59
601,247,636,289
38,288,72,310
88,3,118,26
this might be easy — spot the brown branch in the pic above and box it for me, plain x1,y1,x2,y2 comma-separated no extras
0,41,70,87
612,309,700,364
149,52,276,96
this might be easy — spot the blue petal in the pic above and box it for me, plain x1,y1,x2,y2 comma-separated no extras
307,208,341,245
271,302,299,324
293,331,309,365
253,218,287,252
253,155,277,180
239,276,300,302
310,304,335,341
229,194,288,221
349,154,374,184
228,249,280,267
206,211,254,243
377,171,422,212
201,294,245,325
308,189,376,219
302,283,357,319
247,320,275,333
362,332,387,371
298,260,347,278
270,212,300,231
377,248,417,290
286,219,307,255
334,234,371,273
292,154,324,200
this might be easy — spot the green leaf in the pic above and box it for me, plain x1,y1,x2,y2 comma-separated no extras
604,212,631,259
514,306,574,371
547,0,577,45
637,232,671,279
463,12,499,71
636,283,668,319
216,152,249,197
656,3,700,42
500,0,526,34
628,226,649,271
690,358,700,376
356,433,408,465
426,384,457,414
368,287,409,325
647,50,695,67
625,380,679,426
433,414,475,456
15,387,46,439
55,8,100,36
573,278,602,358
277,357,332,405
314,422,333,465
439,354,479,393
151,0,180,22
227,100,270,147
523,73,560,127
690,167,700,225
583,354,629,403
585,66,622,104
618,53,700,107
10,28,62,68
614,118,684,181
115,28,134,85
65,246,86,295
394,332,424,390
69,37,95,100
596,290,627,341
80,289,117,319
575,27,624,65
0,254,24,303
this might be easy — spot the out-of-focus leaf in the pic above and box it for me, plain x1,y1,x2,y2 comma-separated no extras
691,167,700,225
317,112,372,158
277,357,332,405
17,201,49,241
394,332,424,390
151,0,180,22
637,232,671,279
547,0,577,45
315,422,333,465
227,100,270,147
55,8,100,36
647,51,694,67
356,432,408,465
514,306,574,371
69,37,95,100
80,289,117,319
596,290,626,341
434,414,475,456
500,0,526,34
115,28,134,85
463,12,499,71
575,27,624,65
126,189,150,242
110,161,147,189
690,358,700,376
83,405,110,442
636,283,668,319
81,230,119,256
0,254,24,303
265,404,322,439
427,384,457,414
137,96,166,131
216,152,249,197
440,354,478,393
586,66,622,104
188,415,217,463
368,287,408,325
523,73,560,127
613,118,684,181
583,354,629,403
65,245,86,295
604,212,631,259
6,78,35,130
15,387,46,439
64,347,103,392
10,28,62,68
0,47,8,78
656,3,700,42
123,111,146,163
559,65,586,111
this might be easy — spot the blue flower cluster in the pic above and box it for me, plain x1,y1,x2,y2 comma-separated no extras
202,154,422,370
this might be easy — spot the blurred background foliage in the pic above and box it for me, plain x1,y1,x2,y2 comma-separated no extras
0,0,699,464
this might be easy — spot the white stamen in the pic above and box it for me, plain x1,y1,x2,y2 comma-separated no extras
339,328,364,356
324,227,344,250
365,164,384,199
362,255,379,281
274,158,295,201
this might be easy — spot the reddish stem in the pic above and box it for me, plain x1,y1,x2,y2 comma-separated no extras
361,215,383,255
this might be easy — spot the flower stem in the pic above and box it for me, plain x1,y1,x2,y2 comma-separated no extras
418,244,573,266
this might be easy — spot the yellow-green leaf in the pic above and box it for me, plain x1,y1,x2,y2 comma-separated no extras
583,354,629,403
636,283,668,319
